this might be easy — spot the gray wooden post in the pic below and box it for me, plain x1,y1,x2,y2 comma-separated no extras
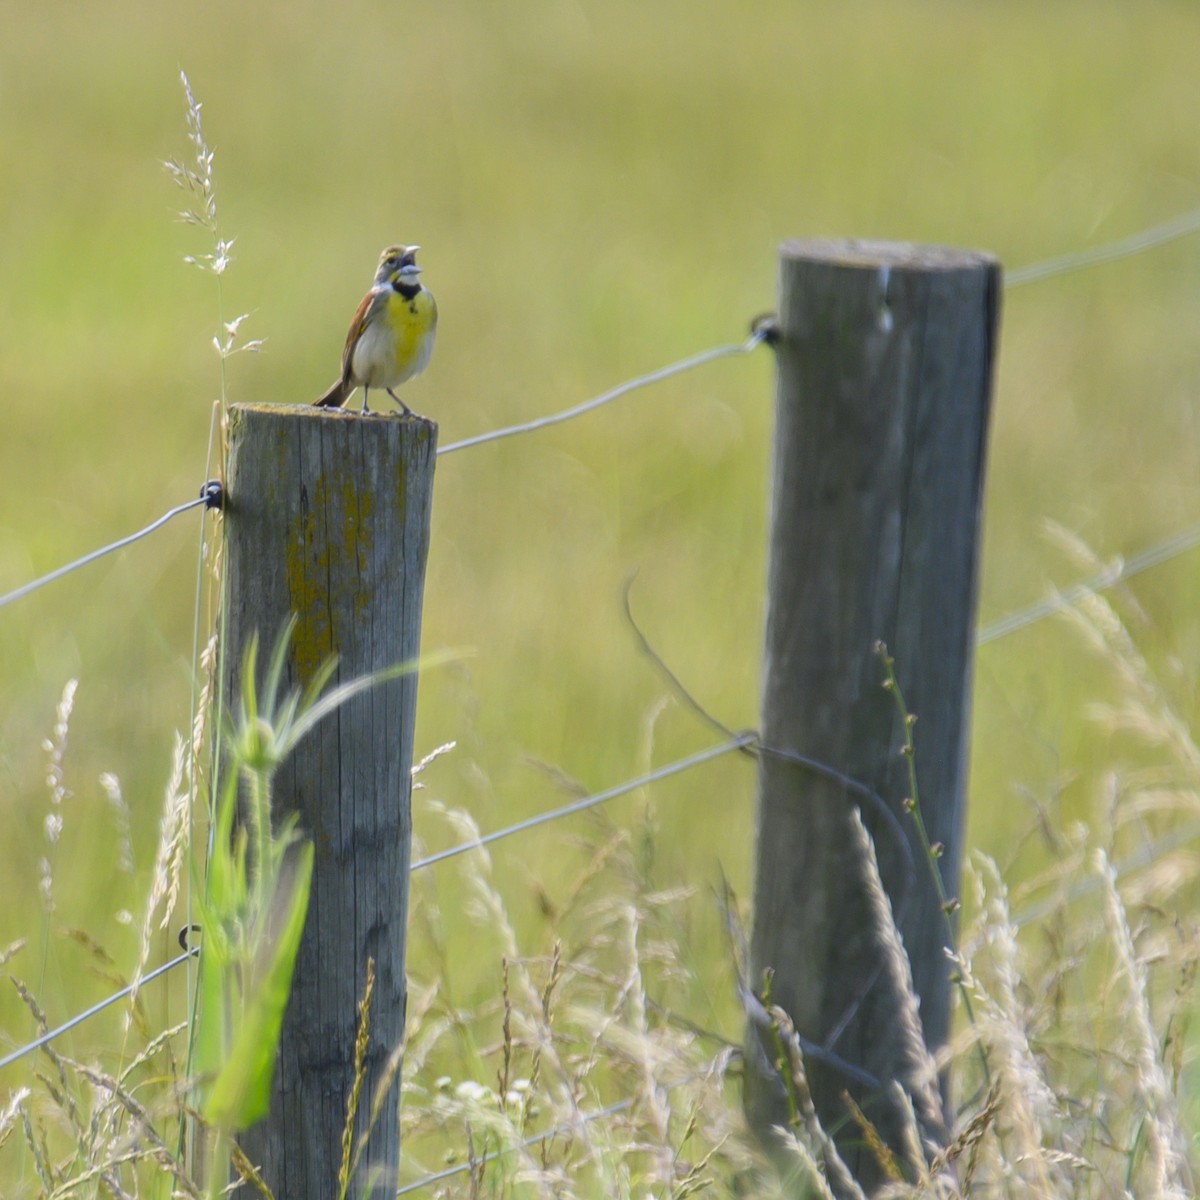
744,242,999,1190
223,404,437,1197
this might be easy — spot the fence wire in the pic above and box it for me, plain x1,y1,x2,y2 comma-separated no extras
977,520,1200,645
0,484,221,612
7,283,1200,1076
0,948,195,1072
1006,203,1200,287
394,1097,634,1196
437,329,769,456
412,733,753,870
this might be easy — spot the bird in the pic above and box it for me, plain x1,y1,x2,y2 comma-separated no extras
313,244,437,415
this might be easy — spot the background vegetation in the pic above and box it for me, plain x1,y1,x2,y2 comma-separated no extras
1,0,1198,1192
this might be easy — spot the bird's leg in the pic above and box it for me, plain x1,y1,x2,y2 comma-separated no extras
361,387,370,415
387,389,413,417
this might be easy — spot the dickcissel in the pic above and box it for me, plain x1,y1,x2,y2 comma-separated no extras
313,244,437,415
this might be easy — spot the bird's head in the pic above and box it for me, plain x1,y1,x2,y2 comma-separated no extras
375,244,422,287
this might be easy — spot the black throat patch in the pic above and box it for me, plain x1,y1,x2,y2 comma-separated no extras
393,279,422,300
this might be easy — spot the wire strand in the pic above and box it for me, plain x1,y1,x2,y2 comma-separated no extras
977,521,1200,645
437,332,766,456
0,490,217,612
0,948,195,1071
411,735,753,871
1006,203,1200,287
394,1097,633,1196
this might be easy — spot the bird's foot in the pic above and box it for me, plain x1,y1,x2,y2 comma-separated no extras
387,389,413,417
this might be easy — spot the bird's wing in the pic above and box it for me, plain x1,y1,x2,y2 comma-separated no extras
340,288,384,383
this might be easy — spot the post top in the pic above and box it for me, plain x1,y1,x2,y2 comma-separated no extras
229,401,435,421
780,239,997,272
227,401,439,434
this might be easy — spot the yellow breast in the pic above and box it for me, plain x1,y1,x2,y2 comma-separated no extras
351,288,438,390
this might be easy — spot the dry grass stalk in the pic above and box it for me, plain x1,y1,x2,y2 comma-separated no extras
947,859,1065,1195
38,679,78,916
128,730,190,1017
0,1090,30,1156
337,956,376,1200
764,1003,866,1200
229,1141,275,1198
847,808,946,1142
1094,850,1192,1198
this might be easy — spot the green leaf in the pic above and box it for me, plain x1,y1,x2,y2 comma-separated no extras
203,840,313,1131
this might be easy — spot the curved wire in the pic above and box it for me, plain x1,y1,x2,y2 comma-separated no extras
618,574,915,1054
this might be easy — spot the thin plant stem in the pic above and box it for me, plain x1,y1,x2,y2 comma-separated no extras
876,643,990,1087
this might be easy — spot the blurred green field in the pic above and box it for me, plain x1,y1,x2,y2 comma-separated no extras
2,0,1200,1185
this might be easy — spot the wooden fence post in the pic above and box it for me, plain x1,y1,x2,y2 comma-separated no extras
743,242,1000,1190
223,404,437,1196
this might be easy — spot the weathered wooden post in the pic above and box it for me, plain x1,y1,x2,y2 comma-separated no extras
744,242,999,1191
223,404,436,1196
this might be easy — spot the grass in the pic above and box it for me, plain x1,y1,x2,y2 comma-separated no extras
1,0,1199,1194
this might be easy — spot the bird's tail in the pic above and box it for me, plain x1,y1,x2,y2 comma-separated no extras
313,378,351,408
